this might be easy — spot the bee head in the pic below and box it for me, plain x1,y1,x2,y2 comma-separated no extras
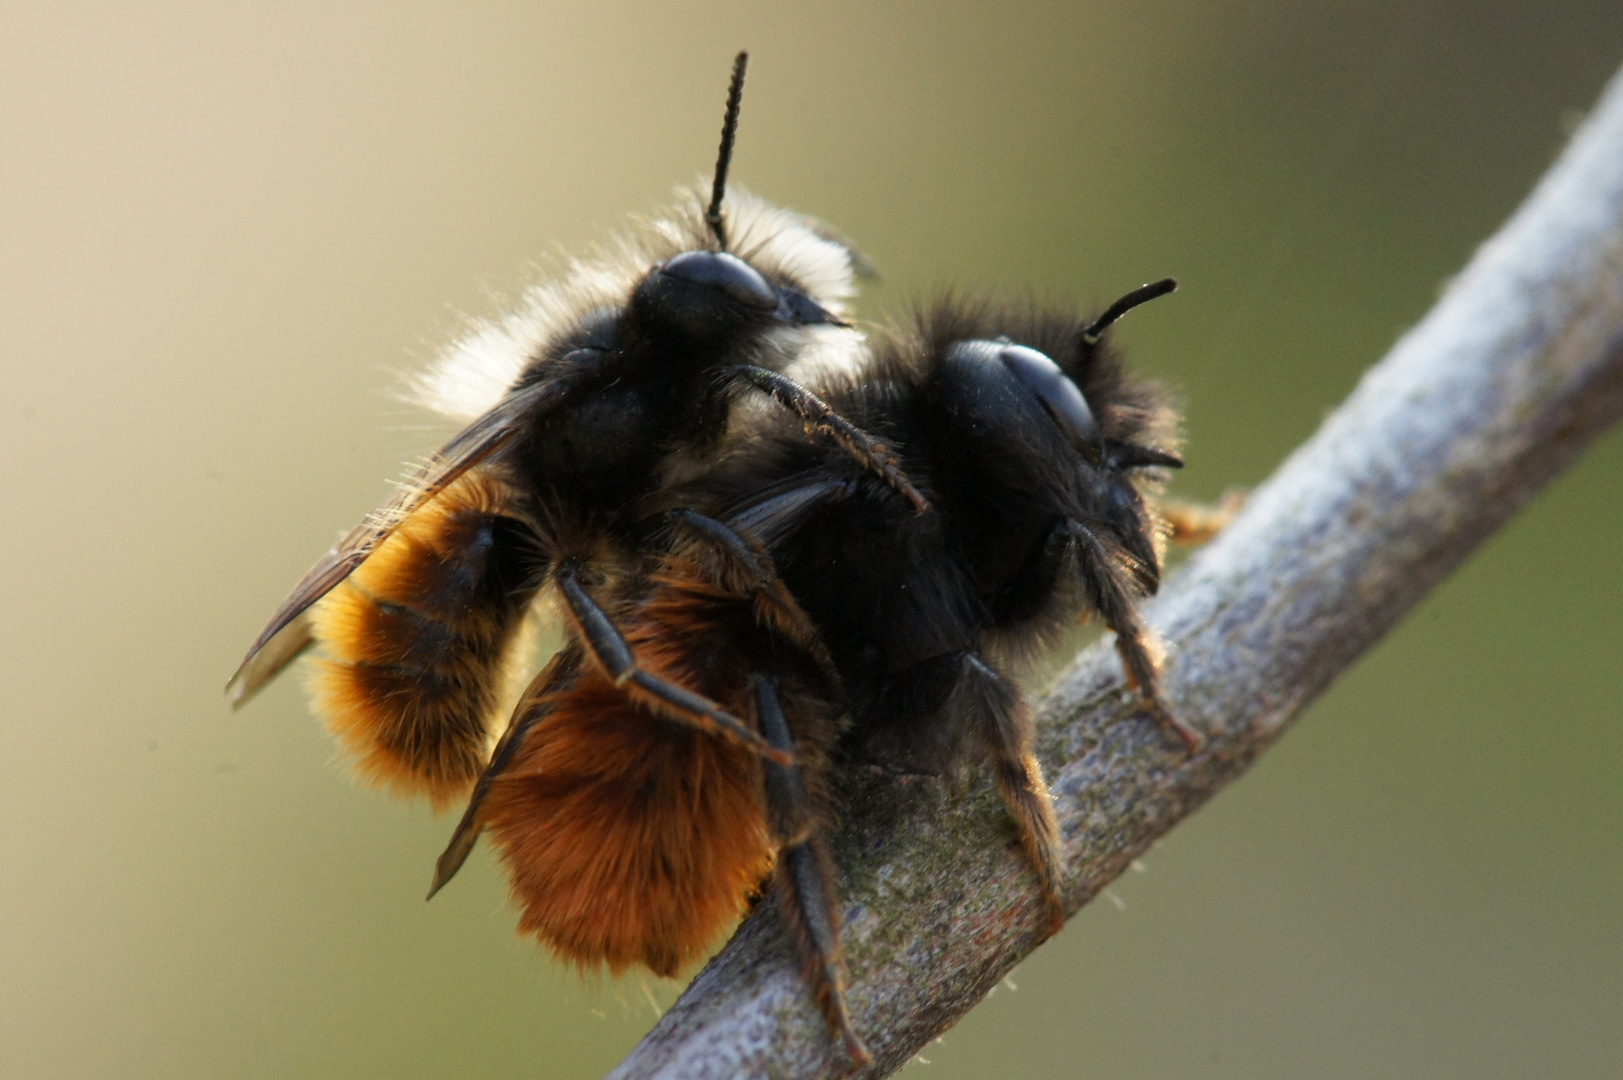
628,53,845,345
632,249,842,346
942,329,1183,480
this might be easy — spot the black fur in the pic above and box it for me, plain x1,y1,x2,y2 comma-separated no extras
675,293,1191,776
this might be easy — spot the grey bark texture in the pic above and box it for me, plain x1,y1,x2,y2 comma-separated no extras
607,62,1623,1080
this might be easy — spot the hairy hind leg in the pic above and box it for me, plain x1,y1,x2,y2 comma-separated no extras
755,677,869,1066
428,647,581,898
431,518,814,899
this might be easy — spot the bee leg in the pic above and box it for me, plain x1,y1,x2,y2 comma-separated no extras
953,653,1067,934
723,364,931,513
427,647,581,899
664,509,832,669
1064,521,1205,754
554,564,794,766
755,677,869,1066
1152,489,1246,546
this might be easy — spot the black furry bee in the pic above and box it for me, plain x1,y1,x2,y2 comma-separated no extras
225,52,921,806
430,282,1197,1063
722,285,1204,774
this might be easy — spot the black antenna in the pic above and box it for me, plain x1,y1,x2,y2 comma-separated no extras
707,51,749,251
1081,277,1178,345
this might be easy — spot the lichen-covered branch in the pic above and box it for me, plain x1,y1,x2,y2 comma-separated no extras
607,61,1623,1080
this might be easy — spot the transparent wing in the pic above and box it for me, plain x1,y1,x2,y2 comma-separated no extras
226,376,575,707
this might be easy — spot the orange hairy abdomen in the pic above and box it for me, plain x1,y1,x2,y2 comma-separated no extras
481,666,773,977
307,474,531,809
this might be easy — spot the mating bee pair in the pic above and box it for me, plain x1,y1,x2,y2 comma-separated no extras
226,53,1199,1065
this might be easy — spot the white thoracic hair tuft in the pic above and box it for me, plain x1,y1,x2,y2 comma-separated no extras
407,186,865,425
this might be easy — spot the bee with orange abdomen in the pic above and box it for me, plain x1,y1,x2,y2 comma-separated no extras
428,284,1197,1063
225,52,923,811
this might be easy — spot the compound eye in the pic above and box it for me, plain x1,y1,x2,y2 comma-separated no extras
660,250,778,311
996,344,1102,462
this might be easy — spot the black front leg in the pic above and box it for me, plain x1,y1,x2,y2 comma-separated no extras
725,364,930,513
1064,521,1204,754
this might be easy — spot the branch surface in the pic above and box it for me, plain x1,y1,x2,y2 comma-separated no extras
608,63,1623,1080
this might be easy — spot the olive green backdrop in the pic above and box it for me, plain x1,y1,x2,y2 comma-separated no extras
2,2,1619,1078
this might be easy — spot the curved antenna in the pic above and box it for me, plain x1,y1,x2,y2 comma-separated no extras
1081,277,1177,345
706,51,749,251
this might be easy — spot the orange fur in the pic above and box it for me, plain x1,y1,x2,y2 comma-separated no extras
308,473,532,809
483,669,774,975
479,557,836,976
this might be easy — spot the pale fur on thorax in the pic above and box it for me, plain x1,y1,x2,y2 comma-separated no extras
407,186,866,425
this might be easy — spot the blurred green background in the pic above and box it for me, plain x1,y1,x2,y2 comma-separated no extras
3,2,1620,1077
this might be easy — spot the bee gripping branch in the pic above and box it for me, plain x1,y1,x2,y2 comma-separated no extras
606,60,1623,1080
